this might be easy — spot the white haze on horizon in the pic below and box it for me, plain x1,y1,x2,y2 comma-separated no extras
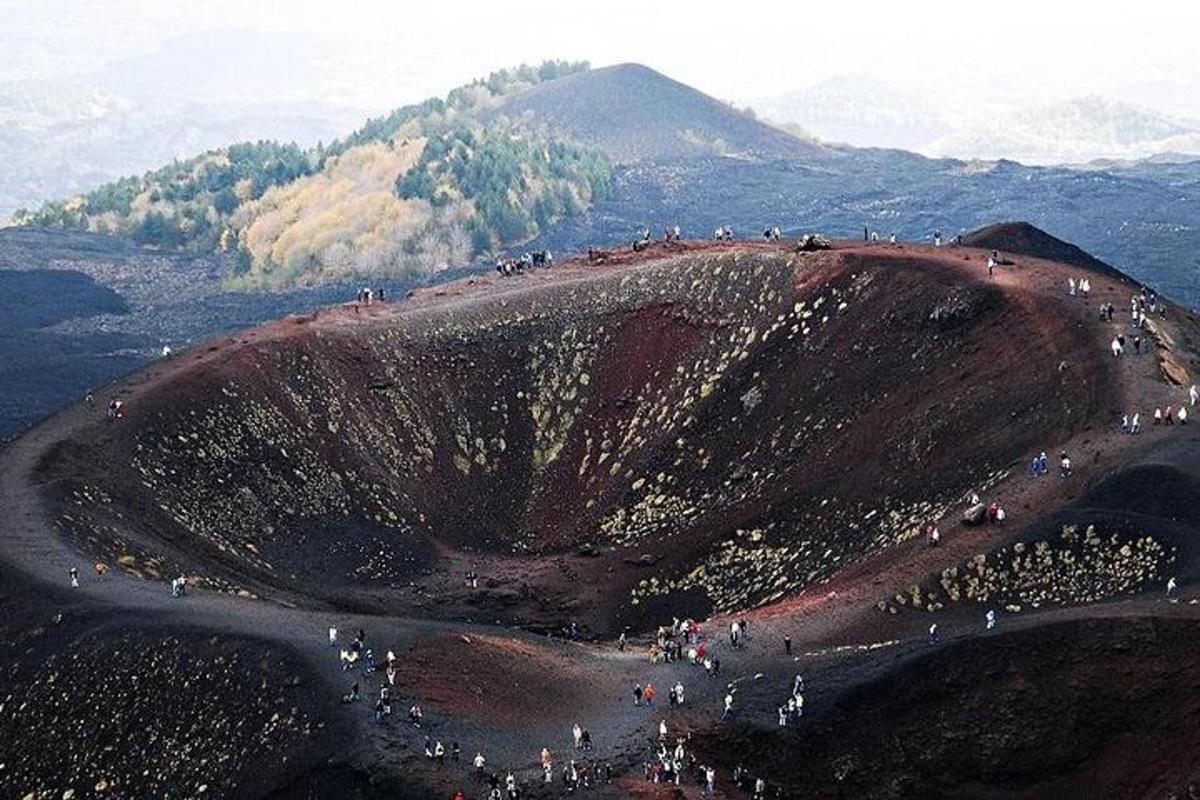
0,0,1197,211
4,0,1198,120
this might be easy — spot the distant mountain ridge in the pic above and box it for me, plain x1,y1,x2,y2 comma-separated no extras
752,76,1200,165
750,75,952,151
0,30,374,217
497,63,824,163
929,95,1200,165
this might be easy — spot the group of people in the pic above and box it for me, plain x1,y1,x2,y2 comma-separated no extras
331,627,399,713
1068,276,1092,298
354,286,385,305
1112,288,1166,332
537,732,620,792
1152,405,1189,425
858,228,959,249
1109,332,1145,357
643,724,772,796
1119,383,1194,433
1132,288,1165,325
495,251,552,276
628,225,688,252
1119,413,1143,434
646,619,723,676
625,221,790,247
1027,450,1071,479
651,617,704,663
468,726,615,797
641,731,692,787
550,756,612,793
775,673,805,727
634,717,732,798
927,488,1008,548
423,736,461,763
472,765,520,800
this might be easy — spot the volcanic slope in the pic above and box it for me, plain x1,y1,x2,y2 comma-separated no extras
36,241,1123,634
963,220,1125,278
5,238,1200,798
494,63,824,163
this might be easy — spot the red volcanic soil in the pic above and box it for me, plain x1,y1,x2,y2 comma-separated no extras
4,234,1200,799
392,632,610,728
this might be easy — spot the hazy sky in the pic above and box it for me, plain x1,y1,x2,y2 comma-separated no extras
4,0,1199,118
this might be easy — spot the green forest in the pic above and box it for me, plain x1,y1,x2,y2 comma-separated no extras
16,61,607,288
19,141,315,251
395,127,610,251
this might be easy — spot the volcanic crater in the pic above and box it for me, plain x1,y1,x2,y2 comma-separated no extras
4,235,1200,799
42,242,1115,629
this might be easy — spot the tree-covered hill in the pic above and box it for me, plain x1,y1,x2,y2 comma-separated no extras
17,62,609,289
